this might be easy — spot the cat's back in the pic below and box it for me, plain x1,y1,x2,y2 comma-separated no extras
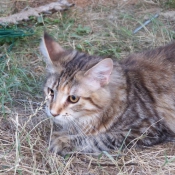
120,42,175,88
119,41,175,133
122,41,175,70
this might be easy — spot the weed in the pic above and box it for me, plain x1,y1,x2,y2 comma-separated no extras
162,0,175,9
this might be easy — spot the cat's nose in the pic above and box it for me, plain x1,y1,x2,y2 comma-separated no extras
50,110,59,117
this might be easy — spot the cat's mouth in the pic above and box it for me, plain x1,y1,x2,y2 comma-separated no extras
47,109,74,125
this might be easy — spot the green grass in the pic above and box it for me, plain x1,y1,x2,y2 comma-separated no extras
0,54,40,112
161,0,175,8
0,32,43,114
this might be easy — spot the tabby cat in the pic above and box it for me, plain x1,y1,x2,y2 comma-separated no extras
40,33,175,155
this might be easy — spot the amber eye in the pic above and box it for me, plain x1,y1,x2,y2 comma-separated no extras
48,88,54,97
68,95,80,103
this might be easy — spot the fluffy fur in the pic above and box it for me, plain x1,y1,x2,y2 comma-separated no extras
40,33,175,155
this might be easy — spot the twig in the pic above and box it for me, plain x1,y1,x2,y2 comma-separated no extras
133,14,159,34
0,0,73,24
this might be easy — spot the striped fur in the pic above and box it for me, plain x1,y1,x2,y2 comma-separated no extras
41,33,175,155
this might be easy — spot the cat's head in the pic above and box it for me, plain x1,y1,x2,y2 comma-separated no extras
40,33,113,125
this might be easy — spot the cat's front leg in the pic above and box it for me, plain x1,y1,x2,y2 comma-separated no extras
49,132,97,155
49,132,93,155
49,131,126,155
49,132,74,156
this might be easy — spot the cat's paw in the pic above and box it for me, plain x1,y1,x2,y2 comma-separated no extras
49,132,72,156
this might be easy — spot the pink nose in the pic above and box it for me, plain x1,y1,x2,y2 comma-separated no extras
50,110,59,117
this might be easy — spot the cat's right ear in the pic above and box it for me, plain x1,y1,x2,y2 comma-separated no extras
82,58,113,91
40,32,64,73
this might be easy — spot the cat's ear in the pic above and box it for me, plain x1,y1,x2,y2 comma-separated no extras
83,58,113,91
40,32,64,73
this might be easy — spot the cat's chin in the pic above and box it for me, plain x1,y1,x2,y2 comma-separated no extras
52,117,70,125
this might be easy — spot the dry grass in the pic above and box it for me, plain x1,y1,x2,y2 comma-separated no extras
1,0,175,174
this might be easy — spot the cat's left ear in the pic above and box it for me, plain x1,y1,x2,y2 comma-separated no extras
40,32,64,73
83,58,113,91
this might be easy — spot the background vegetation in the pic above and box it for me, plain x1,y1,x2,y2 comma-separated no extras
0,0,175,174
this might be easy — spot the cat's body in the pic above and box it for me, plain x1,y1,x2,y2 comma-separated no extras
41,33,175,155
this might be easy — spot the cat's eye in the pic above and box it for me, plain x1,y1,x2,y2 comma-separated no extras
68,95,80,103
48,88,54,97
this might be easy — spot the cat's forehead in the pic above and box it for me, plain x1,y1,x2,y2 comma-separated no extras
59,77,79,94
45,72,74,91
60,52,101,77
46,73,59,86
